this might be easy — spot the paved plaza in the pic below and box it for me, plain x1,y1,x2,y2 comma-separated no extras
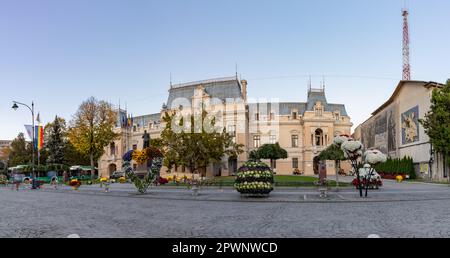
1,179,450,238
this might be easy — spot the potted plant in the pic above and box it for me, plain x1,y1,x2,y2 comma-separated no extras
234,161,274,197
69,179,81,190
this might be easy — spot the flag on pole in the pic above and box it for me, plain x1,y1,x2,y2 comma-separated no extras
35,125,44,150
24,125,33,140
36,112,41,124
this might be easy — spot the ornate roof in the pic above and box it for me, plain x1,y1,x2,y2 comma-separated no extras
166,76,243,108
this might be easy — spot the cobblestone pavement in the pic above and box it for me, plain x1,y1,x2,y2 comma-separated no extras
1,182,450,238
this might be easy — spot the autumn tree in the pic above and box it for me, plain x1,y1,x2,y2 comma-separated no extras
161,111,244,177
68,97,118,178
420,79,450,166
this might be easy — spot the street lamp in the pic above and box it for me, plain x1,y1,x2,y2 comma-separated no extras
12,100,37,189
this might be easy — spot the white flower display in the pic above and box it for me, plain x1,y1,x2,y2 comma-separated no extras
358,164,381,181
333,135,350,146
364,149,387,165
341,140,363,159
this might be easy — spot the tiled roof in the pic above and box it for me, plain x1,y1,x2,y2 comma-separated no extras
166,77,243,108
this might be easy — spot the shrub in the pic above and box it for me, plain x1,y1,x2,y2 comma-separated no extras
375,157,416,179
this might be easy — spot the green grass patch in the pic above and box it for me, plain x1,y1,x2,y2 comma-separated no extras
163,175,350,187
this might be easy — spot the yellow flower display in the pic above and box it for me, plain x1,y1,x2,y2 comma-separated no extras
396,175,403,183
132,150,148,165
119,177,126,183
100,177,108,183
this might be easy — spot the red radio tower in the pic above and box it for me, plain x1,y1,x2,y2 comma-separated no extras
402,9,411,81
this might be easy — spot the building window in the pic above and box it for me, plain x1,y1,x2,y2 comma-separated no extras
182,166,186,173
132,144,137,151
133,125,137,132
269,135,277,144
291,135,299,148
253,135,261,148
292,111,298,120
292,158,298,169
269,112,275,120
133,164,137,171
110,142,116,156
255,113,260,121
315,129,324,146
315,108,323,117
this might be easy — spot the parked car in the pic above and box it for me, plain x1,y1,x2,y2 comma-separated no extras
110,171,125,179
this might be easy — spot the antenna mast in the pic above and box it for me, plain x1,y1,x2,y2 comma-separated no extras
402,6,411,81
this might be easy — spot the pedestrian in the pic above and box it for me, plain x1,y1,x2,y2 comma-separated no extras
50,176,58,189
62,171,68,184
12,174,21,191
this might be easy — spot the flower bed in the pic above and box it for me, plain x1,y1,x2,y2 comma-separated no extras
352,165,383,189
234,161,274,196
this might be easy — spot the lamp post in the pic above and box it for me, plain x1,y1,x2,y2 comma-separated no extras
12,101,36,189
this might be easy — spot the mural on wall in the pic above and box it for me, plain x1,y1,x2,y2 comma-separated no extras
374,113,388,154
387,108,397,152
362,121,375,148
401,106,420,145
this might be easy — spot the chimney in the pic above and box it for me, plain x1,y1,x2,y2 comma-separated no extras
241,79,248,102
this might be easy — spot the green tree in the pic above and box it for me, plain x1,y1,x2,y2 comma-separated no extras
8,133,32,167
420,80,450,166
161,111,244,177
64,142,90,166
45,116,66,164
68,97,119,178
256,143,288,170
319,143,346,189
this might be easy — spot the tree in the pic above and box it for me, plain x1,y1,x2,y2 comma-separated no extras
64,142,90,166
0,146,10,163
420,80,450,167
45,116,67,164
8,133,32,167
160,111,244,177
319,143,346,189
68,97,119,178
256,143,288,170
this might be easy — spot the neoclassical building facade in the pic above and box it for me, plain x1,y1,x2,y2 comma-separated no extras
98,76,353,178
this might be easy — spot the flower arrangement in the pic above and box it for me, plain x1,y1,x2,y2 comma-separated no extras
341,140,363,160
132,149,149,165
119,176,126,183
69,179,81,189
352,164,383,189
145,147,163,160
100,177,108,183
333,134,351,146
234,161,274,196
158,177,169,185
364,149,387,165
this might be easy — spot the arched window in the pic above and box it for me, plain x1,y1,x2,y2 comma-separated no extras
315,129,324,146
110,142,116,156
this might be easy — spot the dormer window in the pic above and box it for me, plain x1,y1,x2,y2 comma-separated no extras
314,102,323,117
292,111,298,120
269,112,275,120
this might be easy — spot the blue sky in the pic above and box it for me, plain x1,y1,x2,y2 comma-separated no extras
1,0,449,140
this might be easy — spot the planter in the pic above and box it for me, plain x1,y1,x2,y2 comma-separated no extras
191,186,199,196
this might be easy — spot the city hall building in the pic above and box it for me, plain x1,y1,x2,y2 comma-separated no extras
353,80,449,181
98,76,353,178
